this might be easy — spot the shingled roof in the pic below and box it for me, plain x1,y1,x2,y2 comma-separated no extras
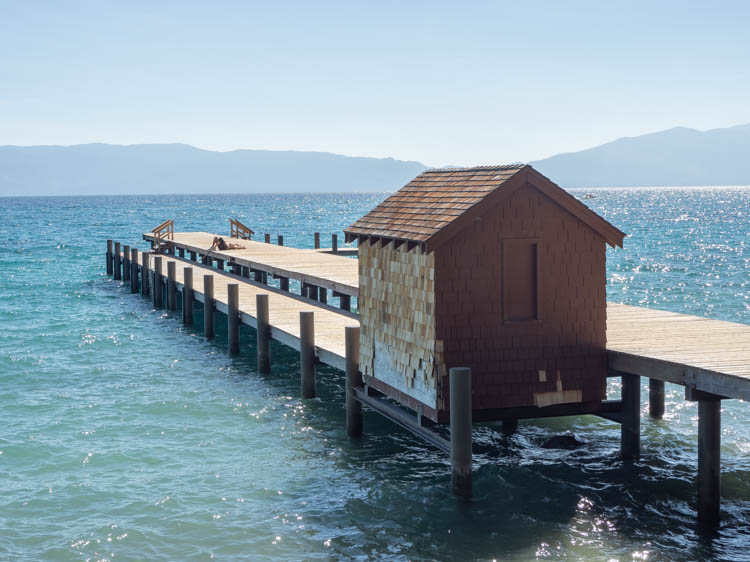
344,164,625,249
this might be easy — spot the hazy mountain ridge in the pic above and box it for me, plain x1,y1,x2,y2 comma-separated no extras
2,123,750,195
0,143,428,196
530,123,750,188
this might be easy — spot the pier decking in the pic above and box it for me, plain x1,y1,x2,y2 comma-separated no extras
130,249,358,370
142,231,359,297
607,303,750,401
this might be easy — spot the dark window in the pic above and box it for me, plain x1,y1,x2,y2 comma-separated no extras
502,238,539,322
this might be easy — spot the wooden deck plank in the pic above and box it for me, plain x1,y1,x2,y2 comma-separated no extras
132,250,358,371
607,303,750,400
142,231,359,297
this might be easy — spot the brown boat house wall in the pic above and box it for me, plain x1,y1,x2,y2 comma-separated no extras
346,165,625,423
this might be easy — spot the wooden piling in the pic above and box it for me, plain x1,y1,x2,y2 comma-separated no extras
332,234,338,254
122,245,130,282
300,311,315,398
279,276,289,292
114,242,122,280
339,294,351,311
216,258,224,271
106,240,113,275
141,252,150,296
178,247,185,258
227,283,239,355
303,283,318,300
204,275,215,340
502,419,518,435
153,256,163,308
256,293,270,374
450,367,472,498
182,266,194,325
345,326,362,437
649,379,665,419
130,248,139,293
314,232,320,249
167,261,177,311
190,251,196,261
264,233,271,243
277,235,283,246
319,288,327,304
621,373,641,459
698,397,721,529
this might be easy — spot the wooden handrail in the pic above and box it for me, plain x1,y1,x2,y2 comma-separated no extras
152,219,174,253
230,218,254,240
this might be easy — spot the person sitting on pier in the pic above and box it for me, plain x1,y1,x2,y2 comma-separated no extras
209,236,245,251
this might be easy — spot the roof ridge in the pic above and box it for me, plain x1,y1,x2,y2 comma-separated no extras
423,163,526,173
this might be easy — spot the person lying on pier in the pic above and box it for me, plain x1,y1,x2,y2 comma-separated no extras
209,236,245,251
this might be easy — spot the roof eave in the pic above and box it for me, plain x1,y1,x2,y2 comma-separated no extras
525,167,626,248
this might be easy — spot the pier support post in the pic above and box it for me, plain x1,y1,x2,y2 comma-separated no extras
277,235,283,246
300,311,315,398
204,275,215,340
178,247,184,258
345,326,362,438
167,261,177,311
190,251,196,261
201,254,208,265
303,283,318,300
216,258,224,271
332,234,338,254
141,252,150,297
256,293,270,374
122,245,130,282
130,248,139,293
227,283,239,355
114,242,121,280
340,294,351,311
450,367,472,498
319,288,327,304
264,233,270,243
279,276,289,292
621,373,641,459
153,256,163,308
182,267,194,325
106,240,113,275
686,387,723,530
697,397,721,529
314,232,320,249
649,379,665,419
502,419,518,435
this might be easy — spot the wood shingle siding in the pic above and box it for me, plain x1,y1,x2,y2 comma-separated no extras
358,239,442,410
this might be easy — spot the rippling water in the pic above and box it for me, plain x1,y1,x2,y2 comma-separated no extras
1,188,748,560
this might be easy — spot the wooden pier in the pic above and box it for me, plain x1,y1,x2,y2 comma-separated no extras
108,233,749,531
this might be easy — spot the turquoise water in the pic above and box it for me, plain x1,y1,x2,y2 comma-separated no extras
1,188,748,561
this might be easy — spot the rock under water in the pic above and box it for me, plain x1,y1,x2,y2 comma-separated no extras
541,434,585,450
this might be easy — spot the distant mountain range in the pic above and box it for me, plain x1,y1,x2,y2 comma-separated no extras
2,123,749,196
531,123,750,187
0,143,427,196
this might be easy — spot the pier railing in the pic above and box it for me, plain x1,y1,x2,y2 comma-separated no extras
152,219,174,253
230,218,254,240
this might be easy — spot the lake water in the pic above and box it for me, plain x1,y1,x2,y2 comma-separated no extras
0,188,748,560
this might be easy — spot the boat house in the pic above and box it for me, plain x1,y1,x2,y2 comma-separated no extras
344,164,625,423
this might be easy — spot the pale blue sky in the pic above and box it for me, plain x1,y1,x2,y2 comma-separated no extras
1,1,749,166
